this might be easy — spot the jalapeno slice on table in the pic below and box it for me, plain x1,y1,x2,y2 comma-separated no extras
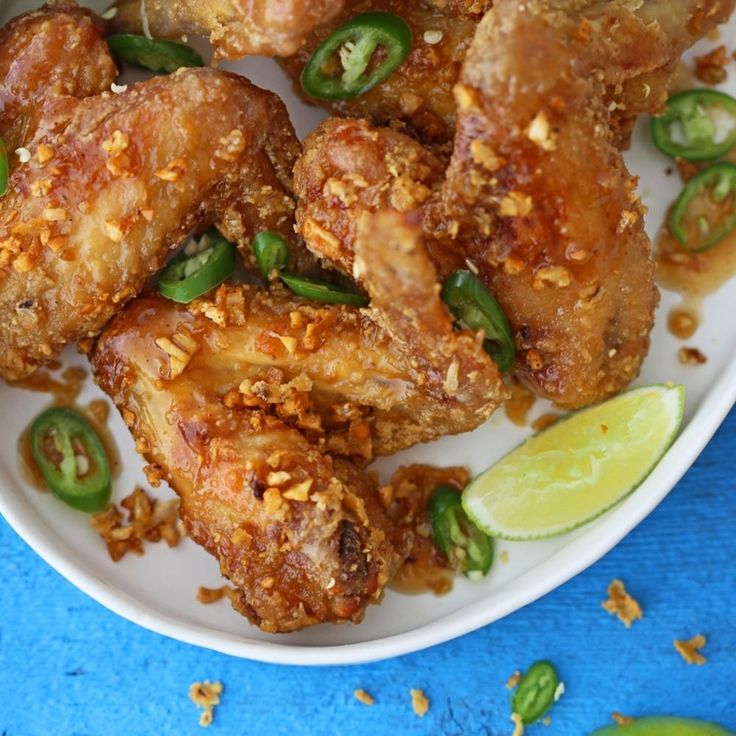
670,162,736,252
30,408,111,513
280,272,369,307
442,270,516,373
253,231,291,282
0,136,7,197
651,89,736,161
108,34,204,73
511,660,560,724
159,230,236,303
429,485,494,580
301,12,412,100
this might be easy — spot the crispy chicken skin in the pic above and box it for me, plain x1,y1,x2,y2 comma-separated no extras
282,0,734,145
297,0,736,408
280,0,477,143
91,213,503,630
296,5,657,408
92,328,410,631
0,65,302,381
109,0,346,59
441,0,661,408
0,2,117,158
94,213,504,462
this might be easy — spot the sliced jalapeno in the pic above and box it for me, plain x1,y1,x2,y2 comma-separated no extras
670,162,736,251
301,12,412,100
108,34,204,73
0,137,7,198
159,230,236,303
30,407,111,513
253,231,291,282
442,270,515,373
280,272,369,307
429,485,493,580
651,89,736,161
512,660,560,724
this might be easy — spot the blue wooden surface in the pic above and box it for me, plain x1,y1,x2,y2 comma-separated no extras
1,408,735,736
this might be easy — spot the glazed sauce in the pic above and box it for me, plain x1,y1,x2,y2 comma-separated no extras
392,536,454,596
504,380,536,427
656,119,736,323
385,464,470,597
657,224,736,308
531,413,560,433
13,365,121,489
667,307,699,340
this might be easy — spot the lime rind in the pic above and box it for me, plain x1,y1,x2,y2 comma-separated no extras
590,716,734,735
462,384,685,541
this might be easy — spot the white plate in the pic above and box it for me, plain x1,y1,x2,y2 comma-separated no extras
2,1,735,666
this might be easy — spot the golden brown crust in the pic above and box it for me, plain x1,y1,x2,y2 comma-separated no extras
92,215,504,461
281,0,735,145
92,297,411,632
0,2,117,155
0,66,302,381
442,0,660,408
90,213,504,631
109,0,346,58
296,1,734,408
280,0,476,143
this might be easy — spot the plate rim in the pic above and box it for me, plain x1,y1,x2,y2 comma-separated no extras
1,0,735,668
1,365,734,665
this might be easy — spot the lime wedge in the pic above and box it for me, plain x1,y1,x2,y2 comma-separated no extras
590,716,733,736
463,384,685,540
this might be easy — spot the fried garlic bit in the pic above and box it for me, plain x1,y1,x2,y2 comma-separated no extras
353,689,375,706
674,634,708,665
602,579,643,628
188,681,223,728
410,689,430,718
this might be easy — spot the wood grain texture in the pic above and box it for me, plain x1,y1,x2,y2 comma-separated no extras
1,408,735,735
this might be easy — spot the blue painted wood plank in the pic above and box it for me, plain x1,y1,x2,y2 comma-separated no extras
1,408,735,735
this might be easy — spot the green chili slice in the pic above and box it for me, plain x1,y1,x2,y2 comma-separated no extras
670,162,736,252
107,34,204,73
651,89,736,161
159,230,236,303
442,270,515,373
280,272,369,307
429,485,493,580
253,231,291,282
511,660,560,725
30,407,111,513
301,12,412,100
0,137,7,198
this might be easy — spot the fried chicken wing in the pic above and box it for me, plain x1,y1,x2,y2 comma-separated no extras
109,0,345,59
0,65,302,382
0,2,117,161
94,213,504,461
93,323,410,631
297,0,736,408
281,0,734,145
91,212,503,631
